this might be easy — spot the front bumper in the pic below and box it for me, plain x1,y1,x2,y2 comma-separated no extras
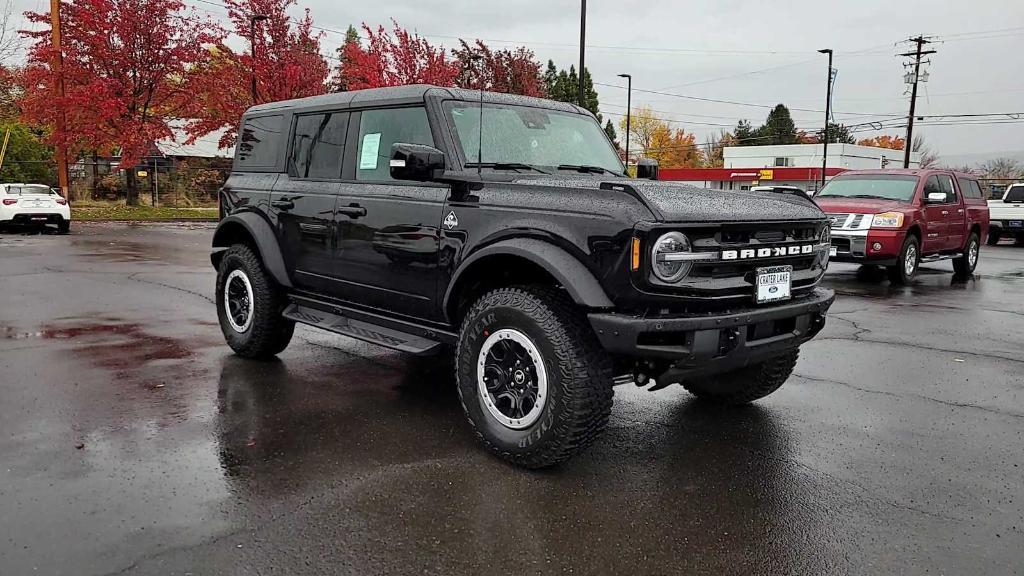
588,288,834,377
830,229,903,265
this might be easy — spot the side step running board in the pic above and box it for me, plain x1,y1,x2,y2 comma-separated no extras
920,252,962,263
283,303,444,356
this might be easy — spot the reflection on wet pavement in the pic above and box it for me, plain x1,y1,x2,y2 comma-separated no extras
1,223,1022,575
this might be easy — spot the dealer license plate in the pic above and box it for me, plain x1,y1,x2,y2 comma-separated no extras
756,265,792,304
1009,220,1022,228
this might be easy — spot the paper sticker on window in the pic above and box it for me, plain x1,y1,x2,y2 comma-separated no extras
359,133,382,169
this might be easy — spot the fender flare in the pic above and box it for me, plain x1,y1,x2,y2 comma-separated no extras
444,238,613,321
210,212,292,288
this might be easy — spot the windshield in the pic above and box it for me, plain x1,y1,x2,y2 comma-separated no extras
817,175,919,202
6,184,55,196
443,101,624,175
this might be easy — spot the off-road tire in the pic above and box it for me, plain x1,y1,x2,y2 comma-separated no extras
887,235,920,284
683,349,799,405
953,232,980,276
57,221,70,234
986,230,1001,246
216,244,294,358
454,285,614,469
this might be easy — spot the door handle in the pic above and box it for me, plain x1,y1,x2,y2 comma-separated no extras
337,203,367,218
941,210,949,216
957,209,964,214
271,199,294,210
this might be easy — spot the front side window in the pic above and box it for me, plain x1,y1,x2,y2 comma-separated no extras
290,112,348,179
817,174,919,202
443,101,623,175
355,107,433,181
237,115,284,168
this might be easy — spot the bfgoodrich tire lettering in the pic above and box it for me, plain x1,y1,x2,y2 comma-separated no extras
455,286,614,468
216,244,295,358
683,349,799,405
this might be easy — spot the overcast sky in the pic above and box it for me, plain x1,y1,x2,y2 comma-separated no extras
11,0,1024,163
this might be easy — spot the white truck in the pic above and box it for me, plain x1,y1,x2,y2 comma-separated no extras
987,183,1024,245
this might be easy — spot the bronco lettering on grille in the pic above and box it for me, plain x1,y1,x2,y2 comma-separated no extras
721,244,815,260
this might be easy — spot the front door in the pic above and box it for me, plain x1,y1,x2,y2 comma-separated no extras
920,175,950,254
271,111,350,292
332,107,447,321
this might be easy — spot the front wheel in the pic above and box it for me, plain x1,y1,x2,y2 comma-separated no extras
986,230,1001,246
887,235,920,284
683,349,799,405
455,286,614,468
953,233,980,276
216,244,295,358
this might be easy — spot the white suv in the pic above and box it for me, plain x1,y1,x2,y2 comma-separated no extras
0,183,71,233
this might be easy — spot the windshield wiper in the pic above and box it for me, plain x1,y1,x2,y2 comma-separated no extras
557,164,621,176
465,162,551,174
847,194,893,200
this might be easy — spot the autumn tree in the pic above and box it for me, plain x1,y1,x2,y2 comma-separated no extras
705,130,737,168
619,105,661,158
22,0,221,203
452,40,545,96
182,0,329,149
330,24,361,92
857,135,905,150
618,106,703,167
338,21,458,90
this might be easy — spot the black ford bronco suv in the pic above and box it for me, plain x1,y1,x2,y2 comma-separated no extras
212,85,835,468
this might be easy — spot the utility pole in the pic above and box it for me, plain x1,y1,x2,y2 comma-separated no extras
818,48,833,189
249,14,268,103
617,73,631,170
900,36,935,168
49,0,70,198
578,0,586,108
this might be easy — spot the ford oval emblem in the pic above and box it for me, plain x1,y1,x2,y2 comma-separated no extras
769,286,779,293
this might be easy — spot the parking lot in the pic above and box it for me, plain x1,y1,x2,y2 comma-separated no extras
1,222,1022,575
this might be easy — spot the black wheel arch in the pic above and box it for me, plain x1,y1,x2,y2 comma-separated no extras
211,212,292,288
443,238,613,325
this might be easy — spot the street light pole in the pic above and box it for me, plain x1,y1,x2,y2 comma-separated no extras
578,0,586,107
818,48,833,189
249,14,268,103
617,73,631,170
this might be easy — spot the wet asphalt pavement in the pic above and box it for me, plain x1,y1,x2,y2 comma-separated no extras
1,222,1022,575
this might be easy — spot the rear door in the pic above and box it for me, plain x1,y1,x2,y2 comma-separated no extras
920,175,950,253
937,173,966,250
956,174,989,247
271,111,349,293
332,106,447,321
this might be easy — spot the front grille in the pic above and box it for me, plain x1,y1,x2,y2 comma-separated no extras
654,221,828,301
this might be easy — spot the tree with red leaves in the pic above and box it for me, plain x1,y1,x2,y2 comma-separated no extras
181,0,329,149
21,0,221,203
452,40,545,97
339,21,459,90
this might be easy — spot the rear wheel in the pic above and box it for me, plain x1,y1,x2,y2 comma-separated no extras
216,244,294,358
683,349,799,405
57,221,70,234
887,235,920,284
953,233,980,276
455,285,614,468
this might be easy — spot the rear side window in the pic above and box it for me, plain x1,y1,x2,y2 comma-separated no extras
290,112,349,179
237,115,284,169
355,107,433,182
957,176,983,199
1006,185,1024,203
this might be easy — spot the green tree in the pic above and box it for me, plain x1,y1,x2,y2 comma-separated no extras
542,59,558,97
816,122,855,144
0,122,56,184
604,119,617,146
331,24,362,92
546,63,605,128
761,104,798,145
734,119,757,146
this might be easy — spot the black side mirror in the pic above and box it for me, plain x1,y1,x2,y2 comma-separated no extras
635,157,659,180
390,143,446,181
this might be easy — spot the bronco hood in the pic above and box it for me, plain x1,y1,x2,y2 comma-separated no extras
513,176,826,223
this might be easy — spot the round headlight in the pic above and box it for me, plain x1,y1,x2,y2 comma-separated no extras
651,232,692,283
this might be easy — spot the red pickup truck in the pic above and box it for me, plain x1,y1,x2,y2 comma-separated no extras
815,169,990,283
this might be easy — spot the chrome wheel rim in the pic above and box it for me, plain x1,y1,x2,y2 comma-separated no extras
224,269,254,333
476,329,547,430
904,244,917,276
969,241,978,268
